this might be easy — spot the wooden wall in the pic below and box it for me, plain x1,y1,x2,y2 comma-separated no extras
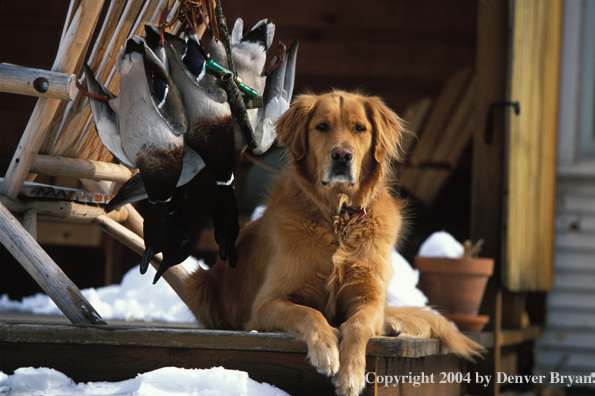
0,0,477,295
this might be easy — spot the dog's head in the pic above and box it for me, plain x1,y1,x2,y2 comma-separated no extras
276,90,405,206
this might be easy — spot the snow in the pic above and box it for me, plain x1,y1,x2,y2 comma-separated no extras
0,257,200,323
386,248,428,307
417,231,465,259
0,366,290,396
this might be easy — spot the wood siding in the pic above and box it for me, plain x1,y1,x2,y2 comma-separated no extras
534,174,595,384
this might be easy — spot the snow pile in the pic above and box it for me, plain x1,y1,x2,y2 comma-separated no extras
386,248,427,307
0,366,290,396
0,257,201,323
418,231,464,258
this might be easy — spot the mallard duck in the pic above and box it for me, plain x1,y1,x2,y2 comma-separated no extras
157,20,279,268
108,22,298,270
82,36,189,280
82,36,187,203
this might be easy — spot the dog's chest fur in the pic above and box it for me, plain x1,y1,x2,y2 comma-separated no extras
287,207,373,325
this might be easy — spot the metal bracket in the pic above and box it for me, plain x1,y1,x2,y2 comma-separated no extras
484,101,520,145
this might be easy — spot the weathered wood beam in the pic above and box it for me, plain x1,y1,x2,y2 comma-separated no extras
0,64,76,101
21,209,37,240
31,154,133,183
0,195,127,224
0,201,106,325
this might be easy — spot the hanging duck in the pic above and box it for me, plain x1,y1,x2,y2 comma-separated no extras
80,36,189,281
156,19,277,268
106,21,299,273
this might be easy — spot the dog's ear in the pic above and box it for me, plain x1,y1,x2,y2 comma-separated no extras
275,94,318,161
365,96,407,164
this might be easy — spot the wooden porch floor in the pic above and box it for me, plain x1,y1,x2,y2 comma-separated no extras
0,313,493,395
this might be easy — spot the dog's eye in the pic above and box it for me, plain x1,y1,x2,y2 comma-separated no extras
315,123,329,132
355,124,366,133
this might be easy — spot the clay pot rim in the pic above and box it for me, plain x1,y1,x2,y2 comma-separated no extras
443,313,490,332
414,256,494,276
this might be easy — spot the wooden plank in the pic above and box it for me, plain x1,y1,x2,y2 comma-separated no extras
546,311,595,329
503,0,562,292
471,3,509,394
552,272,595,291
0,202,106,325
31,154,134,183
554,251,595,271
400,66,473,196
556,232,595,252
0,195,127,224
0,323,458,358
399,97,433,155
412,77,477,205
535,350,595,371
557,195,595,214
538,329,595,350
0,342,337,395
0,0,105,199
499,326,542,347
375,354,463,396
0,64,75,101
556,213,595,233
547,291,595,310
52,0,151,159
471,0,508,327
37,220,102,247
46,0,165,159
222,0,477,37
0,339,468,396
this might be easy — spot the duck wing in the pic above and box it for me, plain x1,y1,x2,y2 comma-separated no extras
253,40,299,155
82,63,136,168
142,43,188,136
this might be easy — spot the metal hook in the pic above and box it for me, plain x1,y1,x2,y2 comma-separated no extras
484,101,520,145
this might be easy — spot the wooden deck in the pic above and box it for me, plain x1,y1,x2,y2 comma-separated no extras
0,314,493,396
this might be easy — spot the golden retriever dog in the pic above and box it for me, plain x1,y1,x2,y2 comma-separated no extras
186,90,484,396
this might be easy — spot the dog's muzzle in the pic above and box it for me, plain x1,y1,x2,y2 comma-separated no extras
321,146,355,186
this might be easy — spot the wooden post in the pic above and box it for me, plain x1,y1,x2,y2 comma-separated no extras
470,1,508,395
92,215,191,308
31,154,134,183
0,201,106,325
0,195,128,224
0,0,105,199
21,209,38,240
0,64,76,101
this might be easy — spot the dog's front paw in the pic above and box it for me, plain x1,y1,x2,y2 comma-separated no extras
332,334,367,396
306,327,340,376
332,364,366,396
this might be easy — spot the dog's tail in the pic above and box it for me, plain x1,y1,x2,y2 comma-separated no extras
384,306,485,361
184,268,223,329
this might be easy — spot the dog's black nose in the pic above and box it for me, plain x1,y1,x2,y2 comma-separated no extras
331,147,353,162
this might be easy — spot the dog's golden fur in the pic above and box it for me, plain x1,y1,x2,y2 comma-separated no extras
186,90,484,396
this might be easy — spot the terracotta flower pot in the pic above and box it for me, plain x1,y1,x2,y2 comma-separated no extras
415,256,494,315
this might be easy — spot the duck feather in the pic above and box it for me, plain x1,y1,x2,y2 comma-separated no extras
82,63,136,168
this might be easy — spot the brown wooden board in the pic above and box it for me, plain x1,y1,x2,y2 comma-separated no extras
0,320,494,395
0,342,469,396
